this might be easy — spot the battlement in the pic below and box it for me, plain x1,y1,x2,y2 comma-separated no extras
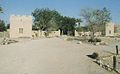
10,15,32,18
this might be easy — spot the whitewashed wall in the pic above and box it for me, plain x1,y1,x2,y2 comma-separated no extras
10,15,32,38
105,22,114,36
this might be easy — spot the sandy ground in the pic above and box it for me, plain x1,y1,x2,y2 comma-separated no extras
0,37,117,74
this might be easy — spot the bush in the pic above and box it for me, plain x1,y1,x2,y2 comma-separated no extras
88,38,101,42
92,52,99,59
95,38,101,42
88,38,94,42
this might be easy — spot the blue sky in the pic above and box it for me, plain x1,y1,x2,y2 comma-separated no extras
0,0,120,24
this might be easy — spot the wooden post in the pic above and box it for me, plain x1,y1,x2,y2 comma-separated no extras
116,45,119,55
113,56,116,70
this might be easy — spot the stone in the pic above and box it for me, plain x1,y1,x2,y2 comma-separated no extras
95,42,100,45
77,41,82,44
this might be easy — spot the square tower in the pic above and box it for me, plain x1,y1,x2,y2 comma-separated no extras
105,22,114,36
10,15,32,38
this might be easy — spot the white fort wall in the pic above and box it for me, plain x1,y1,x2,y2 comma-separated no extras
10,15,32,38
105,22,114,36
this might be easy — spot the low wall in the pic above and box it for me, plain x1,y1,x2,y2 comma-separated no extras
32,30,60,38
0,32,9,38
75,31,102,37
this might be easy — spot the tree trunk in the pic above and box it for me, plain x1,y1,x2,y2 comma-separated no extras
90,25,95,40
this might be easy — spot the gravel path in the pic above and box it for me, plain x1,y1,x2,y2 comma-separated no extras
0,38,116,74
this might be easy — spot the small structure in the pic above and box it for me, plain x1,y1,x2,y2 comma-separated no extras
74,30,79,36
10,15,32,38
114,25,120,36
105,22,114,36
75,22,115,37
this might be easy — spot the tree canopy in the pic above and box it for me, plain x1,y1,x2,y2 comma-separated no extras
81,7,111,37
0,20,6,32
32,8,61,31
59,16,77,35
32,8,82,36
0,6,6,32
0,6,3,13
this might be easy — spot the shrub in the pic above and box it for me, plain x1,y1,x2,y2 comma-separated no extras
88,38,101,42
92,52,99,59
95,38,101,42
88,38,94,42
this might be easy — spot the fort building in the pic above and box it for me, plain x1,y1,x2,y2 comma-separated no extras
10,15,32,38
105,22,114,36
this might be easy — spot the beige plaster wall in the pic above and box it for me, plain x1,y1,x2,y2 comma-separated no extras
10,15,32,38
105,22,114,36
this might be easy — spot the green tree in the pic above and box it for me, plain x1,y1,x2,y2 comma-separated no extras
32,8,62,37
0,5,6,32
0,6,2,13
32,8,82,36
81,8,111,39
95,8,111,35
6,24,10,29
60,16,77,36
76,26,88,32
0,5,3,13
32,25,39,30
0,20,6,32
32,8,61,31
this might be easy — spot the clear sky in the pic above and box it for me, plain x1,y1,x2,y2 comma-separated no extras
0,0,120,24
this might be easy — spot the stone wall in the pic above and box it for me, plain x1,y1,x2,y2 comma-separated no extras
48,30,60,37
32,30,60,38
75,31,101,37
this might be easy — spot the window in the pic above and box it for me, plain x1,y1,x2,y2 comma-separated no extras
109,30,111,34
19,28,23,34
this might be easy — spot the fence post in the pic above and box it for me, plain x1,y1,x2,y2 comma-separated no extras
116,45,119,55
113,56,116,70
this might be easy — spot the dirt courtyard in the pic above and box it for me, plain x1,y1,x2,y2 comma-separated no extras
0,37,116,74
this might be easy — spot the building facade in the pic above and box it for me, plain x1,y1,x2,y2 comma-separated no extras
10,15,32,38
75,22,115,37
105,22,114,36
114,25,120,36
